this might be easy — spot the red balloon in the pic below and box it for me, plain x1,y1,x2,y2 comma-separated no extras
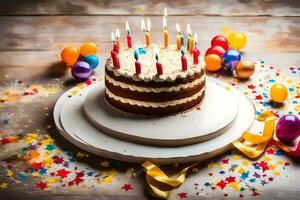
205,46,225,58
211,35,229,50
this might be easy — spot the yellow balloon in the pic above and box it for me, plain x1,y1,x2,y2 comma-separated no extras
228,32,247,50
270,83,288,103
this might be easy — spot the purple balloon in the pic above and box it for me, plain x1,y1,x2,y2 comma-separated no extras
276,114,300,143
71,61,92,81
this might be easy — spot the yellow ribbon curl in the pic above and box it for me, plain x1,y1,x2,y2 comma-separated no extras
232,110,275,158
142,111,276,199
142,161,198,199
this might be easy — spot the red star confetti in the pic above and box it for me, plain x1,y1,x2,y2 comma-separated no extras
266,148,275,155
53,156,64,164
178,192,187,199
255,95,263,100
221,159,229,164
36,182,47,190
56,168,71,179
121,183,133,192
31,162,43,171
247,84,256,89
216,180,227,190
225,176,236,183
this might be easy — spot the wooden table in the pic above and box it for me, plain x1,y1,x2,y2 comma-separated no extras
0,1,299,199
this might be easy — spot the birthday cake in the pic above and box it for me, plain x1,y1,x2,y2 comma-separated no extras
105,45,206,115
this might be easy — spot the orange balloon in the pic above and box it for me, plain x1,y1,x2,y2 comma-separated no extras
60,47,79,67
204,54,222,71
80,42,97,56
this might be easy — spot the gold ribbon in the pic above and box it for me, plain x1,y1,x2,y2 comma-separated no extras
232,110,275,158
142,161,198,199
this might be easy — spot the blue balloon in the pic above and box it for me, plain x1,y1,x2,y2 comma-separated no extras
222,49,241,73
84,55,99,70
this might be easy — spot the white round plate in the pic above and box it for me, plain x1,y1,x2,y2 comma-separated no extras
55,77,255,164
83,79,238,146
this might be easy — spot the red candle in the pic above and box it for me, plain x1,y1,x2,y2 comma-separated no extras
181,55,187,71
127,35,132,48
135,61,141,74
156,62,163,75
126,21,132,48
111,50,120,69
193,48,200,64
113,43,119,54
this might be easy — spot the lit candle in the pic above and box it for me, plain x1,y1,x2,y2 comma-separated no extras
141,18,151,47
134,50,141,74
115,28,120,49
181,46,188,71
126,21,132,48
111,32,119,53
154,47,163,75
193,33,200,65
163,7,168,48
187,24,194,54
176,23,181,50
187,24,191,51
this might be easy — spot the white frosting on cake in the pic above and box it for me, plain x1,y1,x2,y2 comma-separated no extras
105,74,205,93
106,45,205,82
106,87,205,108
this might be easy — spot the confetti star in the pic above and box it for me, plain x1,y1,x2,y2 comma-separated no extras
56,168,71,179
255,95,263,100
207,161,215,168
31,162,43,171
53,156,64,164
216,180,227,190
225,176,236,183
100,160,110,168
178,192,187,199
121,183,133,192
247,84,256,89
0,183,8,189
268,177,274,182
266,148,275,155
221,159,229,164
36,182,47,190
258,161,269,172
5,170,13,177
241,171,249,180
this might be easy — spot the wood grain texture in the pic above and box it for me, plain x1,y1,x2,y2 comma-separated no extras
0,0,300,16
0,16,299,53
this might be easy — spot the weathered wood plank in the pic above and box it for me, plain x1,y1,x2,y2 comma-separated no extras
0,16,299,53
0,0,299,16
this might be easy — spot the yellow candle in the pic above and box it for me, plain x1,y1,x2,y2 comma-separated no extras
145,32,151,47
163,9,168,48
176,23,181,50
176,34,181,50
116,28,120,49
189,36,194,54
164,30,168,48
141,19,151,47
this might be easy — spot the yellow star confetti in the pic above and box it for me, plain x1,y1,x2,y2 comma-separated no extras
207,162,215,168
0,183,8,189
102,175,113,183
126,168,136,177
47,178,56,185
241,160,249,166
5,170,13,177
100,160,110,168
238,167,246,174
76,152,89,158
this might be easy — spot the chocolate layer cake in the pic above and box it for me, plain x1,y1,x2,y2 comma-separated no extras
105,45,206,115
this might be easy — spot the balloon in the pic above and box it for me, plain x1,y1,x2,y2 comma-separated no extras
270,83,288,103
205,46,225,58
234,60,255,79
276,115,300,143
80,42,97,57
211,35,229,50
71,61,92,81
204,54,222,72
222,49,241,73
60,47,79,67
227,32,247,50
84,55,99,70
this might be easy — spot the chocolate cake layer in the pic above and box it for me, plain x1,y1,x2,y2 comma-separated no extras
105,91,205,116
105,67,205,88
105,78,205,102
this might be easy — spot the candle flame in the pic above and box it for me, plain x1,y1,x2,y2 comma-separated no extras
163,16,167,30
126,21,130,34
115,28,120,39
164,7,168,17
111,32,115,42
187,24,192,36
147,18,151,32
141,19,146,32
194,33,198,43
176,23,181,34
